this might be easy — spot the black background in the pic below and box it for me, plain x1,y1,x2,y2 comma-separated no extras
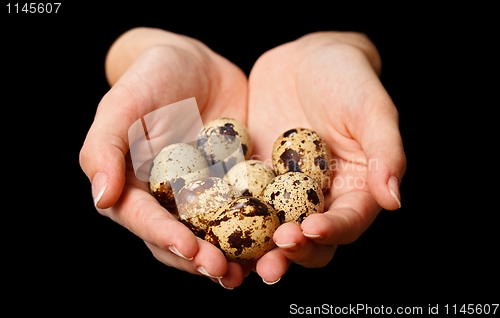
3,3,497,315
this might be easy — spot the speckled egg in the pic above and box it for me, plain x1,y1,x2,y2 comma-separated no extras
262,172,324,225
196,118,253,170
272,128,332,192
176,177,236,238
205,197,280,261
224,160,276,199
149,143,210,215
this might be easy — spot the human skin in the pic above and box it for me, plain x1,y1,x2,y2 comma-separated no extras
79,27,406,289
247,31,405,281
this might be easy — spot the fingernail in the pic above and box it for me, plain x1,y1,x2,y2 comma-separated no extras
388,176,401,208
92,171,108,207
275,242,296,248
303,233,321,239
263,277,281,285
168,246,193,260
217,277,234,290
197,266,222,279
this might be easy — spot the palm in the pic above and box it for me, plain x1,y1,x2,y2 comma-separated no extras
249,38,382,205
120,45,249,185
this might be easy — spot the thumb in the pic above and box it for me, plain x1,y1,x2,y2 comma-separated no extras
79,89,134,209
358,94,407,211
80,42,216,209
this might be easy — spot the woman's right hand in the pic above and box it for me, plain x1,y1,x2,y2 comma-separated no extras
79,27,250,289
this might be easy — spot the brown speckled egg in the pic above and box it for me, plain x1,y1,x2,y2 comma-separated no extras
196,118,253,170
224,160,276,199
205,197,280,261
262,172,324,225
149,143,209,215
271,128,332,192
176,177,236,238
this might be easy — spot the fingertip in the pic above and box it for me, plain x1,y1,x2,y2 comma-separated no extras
255,248,290,284
273,222,305,250
192,238,228,278
166,225,201,261
91,167,126,209
366,151,406,211
369,171,403,211
300,212,328,239
300,208,365,245
81,136,127,209
168,245,194,261
218,262,245,289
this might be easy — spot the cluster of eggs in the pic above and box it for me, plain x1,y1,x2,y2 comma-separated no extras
149,118,332,261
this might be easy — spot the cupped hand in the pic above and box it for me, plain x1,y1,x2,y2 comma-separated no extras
80,28,406,288
246,32,406,283
79,27,250,289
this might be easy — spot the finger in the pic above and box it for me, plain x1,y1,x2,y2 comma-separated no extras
300,190,380,245
147,238,247,290
145,238,227,276
100,184,200,260
272,222,337,268
269,191,376,267
217,262,245,290
103,182,249,289
255,247,291,284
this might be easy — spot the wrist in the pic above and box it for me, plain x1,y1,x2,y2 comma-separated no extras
297,31,382,76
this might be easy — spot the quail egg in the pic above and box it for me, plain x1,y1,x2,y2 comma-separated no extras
262,171,324,225
196,118,253,171
224,160,276,199
272,128,332,192
149,143,209,215
176,177,236,238
205,197,280,261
